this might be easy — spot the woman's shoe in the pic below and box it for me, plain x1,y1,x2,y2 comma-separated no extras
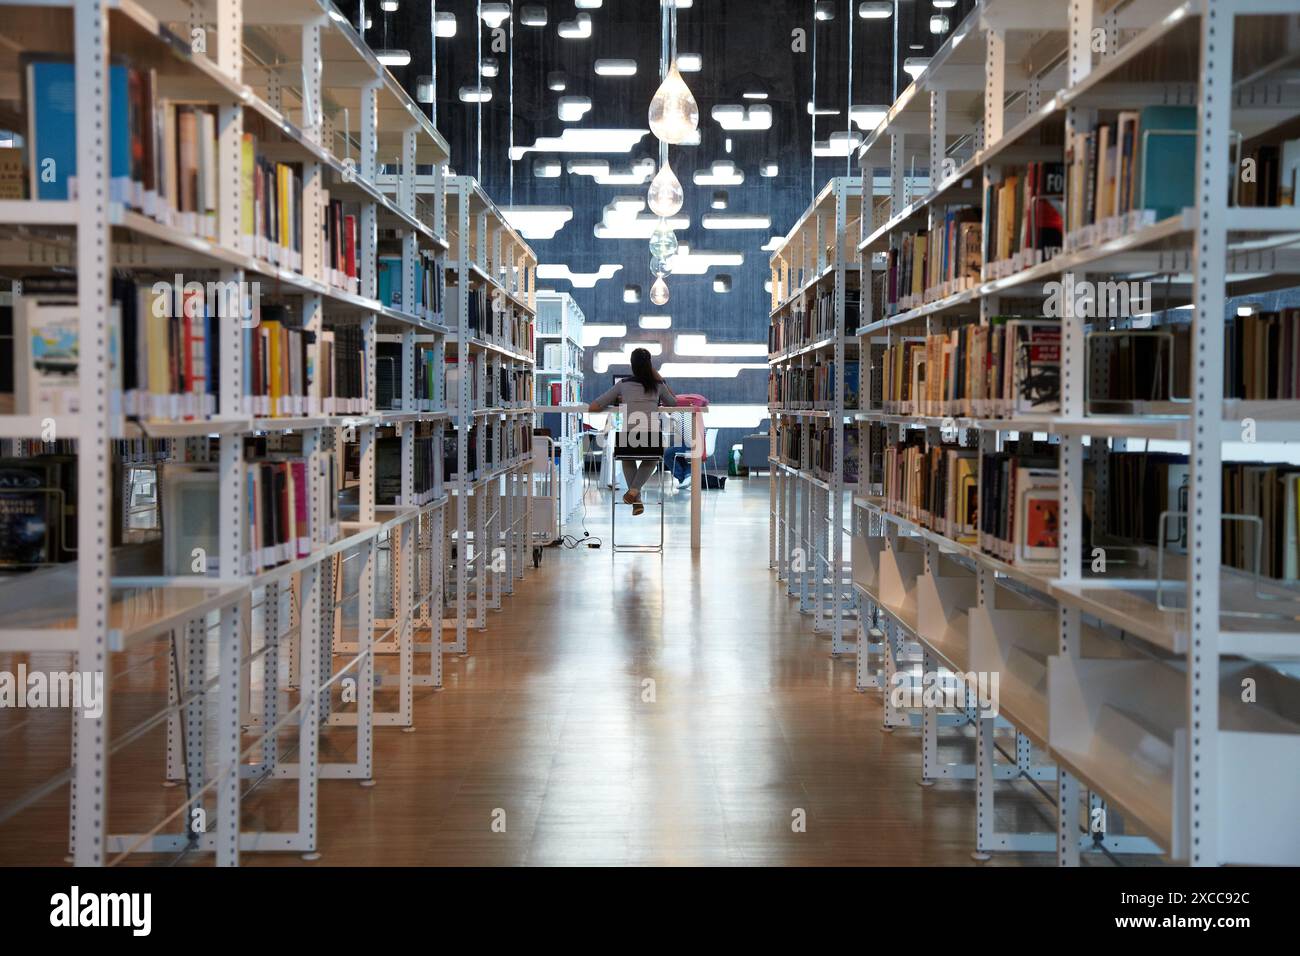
632,500,645,516
622,489,639,505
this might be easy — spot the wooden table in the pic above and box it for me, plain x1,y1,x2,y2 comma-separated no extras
561,404,707,552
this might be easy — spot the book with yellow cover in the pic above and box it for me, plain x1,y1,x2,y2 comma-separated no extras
264,319,282,415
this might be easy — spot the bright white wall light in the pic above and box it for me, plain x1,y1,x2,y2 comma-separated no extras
903,57,931,79
479,3,510,28
558,96,593,122
639,315,672,330
675,335,766,357
595,59,638,76
377,50,412,66
458,85,492,103
694,160,744,186
537,264,624,288
581,324,627,348
858,1,893,17
712,104,773,131
677,53,702,72
510,128,647,160
701,213,772,230
849,105,888,131
813,132,864,156
434,12,456,37
500,206,574,241
659,363,766,378
558,13,592,38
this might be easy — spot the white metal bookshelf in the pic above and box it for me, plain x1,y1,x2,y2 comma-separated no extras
535,290,586,521
851,0,1300,865
441,176,538,653
0,0,464,864
767,177,863,655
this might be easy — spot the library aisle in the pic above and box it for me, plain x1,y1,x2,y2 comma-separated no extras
254,481,1048,867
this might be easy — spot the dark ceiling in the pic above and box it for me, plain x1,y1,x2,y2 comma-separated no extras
338,0,975,438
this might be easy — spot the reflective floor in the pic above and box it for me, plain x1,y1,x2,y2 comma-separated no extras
260,474,1056,866
0,474,1065,866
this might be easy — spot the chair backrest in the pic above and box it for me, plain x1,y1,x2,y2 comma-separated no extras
705,428,718,455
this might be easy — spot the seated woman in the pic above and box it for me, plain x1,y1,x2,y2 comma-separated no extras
587,347,678,516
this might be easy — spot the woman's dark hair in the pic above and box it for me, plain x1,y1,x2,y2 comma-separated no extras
628,347,662,393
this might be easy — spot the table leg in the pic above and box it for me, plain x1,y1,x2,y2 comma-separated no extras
691,413,703,551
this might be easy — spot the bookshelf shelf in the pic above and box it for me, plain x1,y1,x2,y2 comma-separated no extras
441,174,538,652
534,291,585,524
767,177,863,656
0,0,480,866
849,0,1300,865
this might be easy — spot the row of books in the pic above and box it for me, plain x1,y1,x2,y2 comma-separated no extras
769,287,861,354
870,312,1296,418
324,199,360,294
377,254,445,319
772,420,859,485
880,438,979,547
1238,140,1300,207
448,287,536,354
876,436,1059,566
767,360,861,410
242,305,369,418
376,341,442,411
874,320,1061,417
493,367,534,408
21,55,409,289
981,161,1065,275
886,209,982,310
242,436,340,572
18,283,366,422
324,327,370,414
978,442,1059,566
1064,107,1194,248
376,430,443,507
1226,310,1300,401
537,380,582,406
540,341,582,373
1103,453,1300,582
444,421,534,481
811,422,860,485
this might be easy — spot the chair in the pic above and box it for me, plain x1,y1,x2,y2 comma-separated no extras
740,432,770,475
611,424,666,553
674,428,719,487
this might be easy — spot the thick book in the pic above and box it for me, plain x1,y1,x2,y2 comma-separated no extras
1137,106,1196,219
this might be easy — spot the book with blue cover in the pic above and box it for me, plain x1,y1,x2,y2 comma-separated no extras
1137,105,1196,220
26,58,131,202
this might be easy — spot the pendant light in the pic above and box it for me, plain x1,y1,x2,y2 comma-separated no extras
648,221,679,261
650,276,670,305
647,160,684,217
648,65,699,144
650,252,674,277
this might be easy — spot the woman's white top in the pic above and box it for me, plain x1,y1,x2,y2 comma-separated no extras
592,378,679,444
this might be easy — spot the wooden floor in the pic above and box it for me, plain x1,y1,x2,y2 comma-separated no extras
2,475,1082,866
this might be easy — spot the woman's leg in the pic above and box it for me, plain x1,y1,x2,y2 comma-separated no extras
621,458,639,502
632,458,658,492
